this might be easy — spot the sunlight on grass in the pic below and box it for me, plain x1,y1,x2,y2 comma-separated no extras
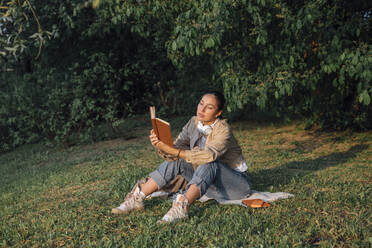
1,119,371,247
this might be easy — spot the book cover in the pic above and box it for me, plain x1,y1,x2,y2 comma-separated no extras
150,106,173,148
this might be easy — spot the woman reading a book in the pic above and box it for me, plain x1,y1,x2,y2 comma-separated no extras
112,91,251,223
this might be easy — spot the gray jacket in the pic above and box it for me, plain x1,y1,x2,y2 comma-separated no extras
160,116,245,170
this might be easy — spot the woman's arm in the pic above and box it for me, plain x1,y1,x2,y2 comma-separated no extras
149,130,186,160
184,121,230,165
150,117,195,160
156,141,187,160
154,122,231,165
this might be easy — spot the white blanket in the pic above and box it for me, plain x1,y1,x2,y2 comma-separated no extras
147,190,294,206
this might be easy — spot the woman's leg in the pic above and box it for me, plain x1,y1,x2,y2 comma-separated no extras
148,159,193,193
112,159,189,214
159,162,217,223
184,184,200,204
185,162,218,201
140,178,159,196
204,162,251,200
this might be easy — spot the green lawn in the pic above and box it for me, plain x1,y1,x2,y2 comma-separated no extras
1,117,371,247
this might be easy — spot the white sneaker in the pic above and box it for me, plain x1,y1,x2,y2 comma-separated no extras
112,185,145,214
158,194,189,223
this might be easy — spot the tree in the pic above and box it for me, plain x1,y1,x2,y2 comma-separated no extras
1,0,371,152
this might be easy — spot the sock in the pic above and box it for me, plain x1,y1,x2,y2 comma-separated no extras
139,191,146,199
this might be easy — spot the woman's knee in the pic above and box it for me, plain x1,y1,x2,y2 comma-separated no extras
156,159,181,173
191,162,218,188
148,159,182,188
194,162,218,178
187,162,218,197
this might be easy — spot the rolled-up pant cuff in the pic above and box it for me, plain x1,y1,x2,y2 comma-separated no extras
148,170,167,189
186,175,207,197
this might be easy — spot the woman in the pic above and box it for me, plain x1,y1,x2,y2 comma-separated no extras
112,91,251,223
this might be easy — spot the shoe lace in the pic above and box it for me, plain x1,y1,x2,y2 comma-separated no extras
167,199,188,217
121,190,141,208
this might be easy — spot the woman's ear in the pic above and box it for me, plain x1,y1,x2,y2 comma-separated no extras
215,110,223,118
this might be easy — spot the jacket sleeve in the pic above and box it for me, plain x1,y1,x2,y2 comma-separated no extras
184,122,230,165
173,118,192,150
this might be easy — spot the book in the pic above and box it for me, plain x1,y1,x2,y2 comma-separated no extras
150,106,173,148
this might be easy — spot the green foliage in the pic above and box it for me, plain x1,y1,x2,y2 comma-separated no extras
166,0,371,129
0,0,371,151
0,0,54,61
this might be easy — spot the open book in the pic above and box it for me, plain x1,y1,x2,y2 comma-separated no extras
150,106,173,147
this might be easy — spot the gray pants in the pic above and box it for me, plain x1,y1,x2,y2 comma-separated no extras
149,159,251,200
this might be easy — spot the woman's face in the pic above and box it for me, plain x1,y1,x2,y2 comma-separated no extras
196,94,222,125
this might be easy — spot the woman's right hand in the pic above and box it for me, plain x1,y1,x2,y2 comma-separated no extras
149,129,160,147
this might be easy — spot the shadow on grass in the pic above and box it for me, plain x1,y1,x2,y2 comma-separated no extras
250,144,369,191
143,144,368,217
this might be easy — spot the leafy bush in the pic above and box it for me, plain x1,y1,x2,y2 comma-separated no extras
166,0,371,129
0,0,371,152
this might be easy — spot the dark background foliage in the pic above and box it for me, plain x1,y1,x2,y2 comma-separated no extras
0,0,371,152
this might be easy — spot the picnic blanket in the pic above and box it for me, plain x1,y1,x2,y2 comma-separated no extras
136,176,294,207
147,190,294,207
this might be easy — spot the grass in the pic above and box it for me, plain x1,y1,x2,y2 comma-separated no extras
0,116,371,247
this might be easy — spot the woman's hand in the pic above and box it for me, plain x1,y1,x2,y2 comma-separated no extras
149,129,160,147
150,129,186,160
156,141,172,154
149,129,171,152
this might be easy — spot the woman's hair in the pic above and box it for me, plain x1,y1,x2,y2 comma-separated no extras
203,91,225,115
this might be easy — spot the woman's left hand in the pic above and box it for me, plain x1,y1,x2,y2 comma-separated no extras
149,129,161,147
150,130,173,154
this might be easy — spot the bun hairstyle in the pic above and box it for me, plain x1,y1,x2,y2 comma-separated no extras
204,91,225,119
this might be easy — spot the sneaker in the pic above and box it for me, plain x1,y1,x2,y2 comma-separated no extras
111,185,145,214
158,194,189,223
